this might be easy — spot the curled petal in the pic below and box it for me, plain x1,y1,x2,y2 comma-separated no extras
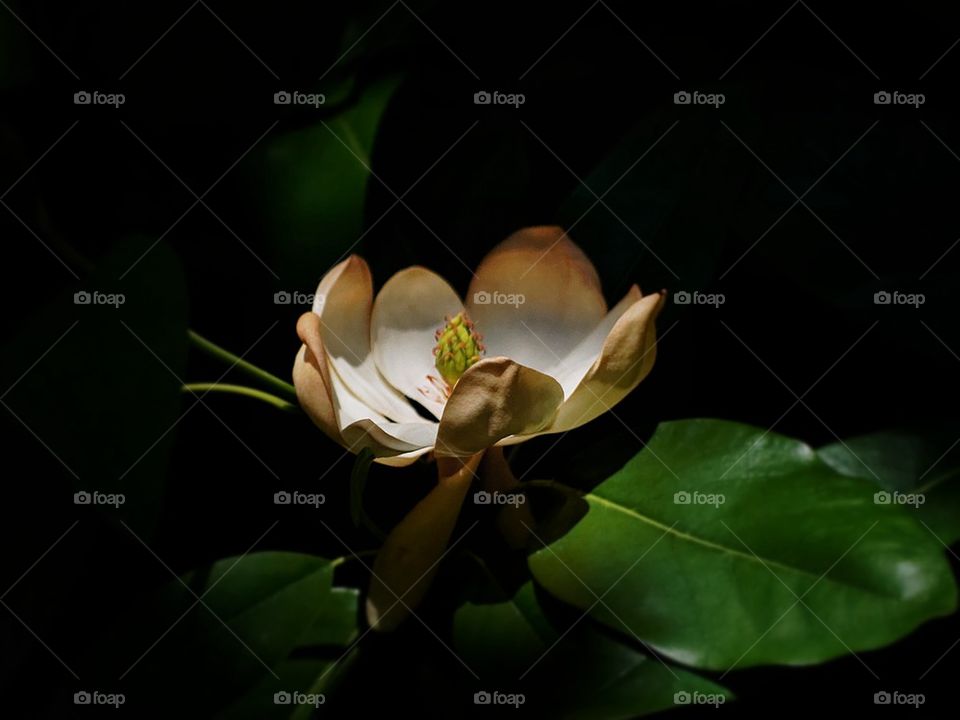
313,257,424,423
546,290,665,434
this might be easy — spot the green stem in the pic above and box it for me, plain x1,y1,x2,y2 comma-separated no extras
182,383,299,412
188,330,297,401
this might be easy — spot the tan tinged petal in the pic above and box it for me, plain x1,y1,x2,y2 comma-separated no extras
549,284,643,398
545,290,665,433
313,256,424,423
465,226,607,375
293,314,341,444
370,266,464,419
435,357,564,457
366,453,483,631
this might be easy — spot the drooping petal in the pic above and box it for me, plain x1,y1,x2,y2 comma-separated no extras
313,257,424,423
370,266,464,419
366,453,483,631
435,356,564,457
465,227,607,375
543,290,664,434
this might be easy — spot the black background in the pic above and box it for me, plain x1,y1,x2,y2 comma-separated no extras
1,0,959,717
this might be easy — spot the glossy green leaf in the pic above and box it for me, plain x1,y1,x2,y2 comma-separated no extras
529,419,958,670
455,582,731,717
818,428,960,546
96,552,357,716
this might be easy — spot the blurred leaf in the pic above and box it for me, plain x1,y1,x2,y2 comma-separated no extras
250,76,401,289
561,115,744,299
819,428,960,546
529,419,958,670
455,582,731,717
349,447,373,528
1,240,187,534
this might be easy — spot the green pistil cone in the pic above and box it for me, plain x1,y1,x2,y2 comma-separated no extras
434,312,484,387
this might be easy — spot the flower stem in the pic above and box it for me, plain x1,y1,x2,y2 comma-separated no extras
188,330,297,401
182,383,299,412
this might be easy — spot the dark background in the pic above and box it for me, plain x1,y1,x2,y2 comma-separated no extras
1,0,959,716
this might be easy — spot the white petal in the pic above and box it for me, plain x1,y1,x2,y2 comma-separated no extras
371,266,464,420
465,226,607,376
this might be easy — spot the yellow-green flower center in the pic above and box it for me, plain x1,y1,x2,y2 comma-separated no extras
433,312,484,387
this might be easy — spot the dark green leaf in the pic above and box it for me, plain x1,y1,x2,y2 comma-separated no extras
455,582,731,717
96,552,356,716
250,76,401,289
818,428,960,546
1,240,188,534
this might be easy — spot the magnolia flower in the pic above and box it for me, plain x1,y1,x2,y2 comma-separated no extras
293,226,664,629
